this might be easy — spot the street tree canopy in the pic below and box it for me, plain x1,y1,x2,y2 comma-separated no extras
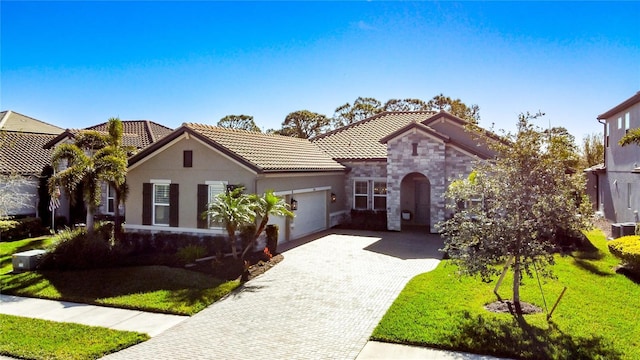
274,110,330,139
438,112,592,313
580,133,604,168
218,115,261,132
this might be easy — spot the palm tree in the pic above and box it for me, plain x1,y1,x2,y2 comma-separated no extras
49,123,127,236
100,118,133,240
241,190,294,259
620,128,640,147
206,187,255,259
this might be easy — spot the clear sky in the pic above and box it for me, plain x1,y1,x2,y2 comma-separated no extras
2,1,639,141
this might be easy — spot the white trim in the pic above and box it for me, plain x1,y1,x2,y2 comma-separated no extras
150,179,171,184
205,180,228,186
274,186,330,197
124,224,226,235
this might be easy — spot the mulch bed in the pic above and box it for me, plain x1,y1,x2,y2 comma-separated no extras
189,252,284,281
484,300,542,315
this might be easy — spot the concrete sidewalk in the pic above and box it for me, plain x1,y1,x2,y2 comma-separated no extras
357,341,510,359
0,294,187,337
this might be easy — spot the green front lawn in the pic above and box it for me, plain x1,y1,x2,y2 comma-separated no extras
372,230,640,359
0,314,148,360
1,237,240,316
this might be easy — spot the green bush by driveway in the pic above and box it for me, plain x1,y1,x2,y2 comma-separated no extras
372,229,640,359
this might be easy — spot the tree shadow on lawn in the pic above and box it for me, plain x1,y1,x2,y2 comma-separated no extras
446,311,622,360
571,258,614,277
2,266,229,305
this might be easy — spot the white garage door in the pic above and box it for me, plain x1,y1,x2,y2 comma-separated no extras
269,190,327,243
291,190,327,239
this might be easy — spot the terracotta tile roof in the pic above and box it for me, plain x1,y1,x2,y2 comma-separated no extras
0,110,63,134
0,131,58,174
45,120,174,150
311,111,435,160
182,123,345,172
86,120,173,149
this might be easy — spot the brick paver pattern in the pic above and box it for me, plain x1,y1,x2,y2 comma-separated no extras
102,230,442,360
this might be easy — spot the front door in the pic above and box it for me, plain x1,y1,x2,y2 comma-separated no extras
414,180,430,226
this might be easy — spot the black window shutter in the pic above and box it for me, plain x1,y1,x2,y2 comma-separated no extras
183,150,193,167
170,183,179,227
197,184,208,229
142,183,152,225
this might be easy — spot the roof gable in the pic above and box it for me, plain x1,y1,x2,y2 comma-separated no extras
311,111,435,160
379,121,450,144
44,120,174,150
598,91,640,120
129,124,345,173
0,111,63,135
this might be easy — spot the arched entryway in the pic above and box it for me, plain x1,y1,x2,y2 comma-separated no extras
400,172,431,230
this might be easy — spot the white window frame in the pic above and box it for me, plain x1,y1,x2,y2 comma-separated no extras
618,116,622,129
151,179,171,226
353,178,387,211
373,181,387,210
206,180,228,229
625,112,630,134
106,184,116,214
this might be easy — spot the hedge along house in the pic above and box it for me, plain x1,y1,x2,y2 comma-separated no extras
312,111,499,233
124,123,346,244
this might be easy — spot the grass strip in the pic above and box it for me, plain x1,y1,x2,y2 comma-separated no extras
0,314,148,360
372,229,640,359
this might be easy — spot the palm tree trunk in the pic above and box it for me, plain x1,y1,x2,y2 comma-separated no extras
241,216,268,259
113,190,121,243
86,206,95,235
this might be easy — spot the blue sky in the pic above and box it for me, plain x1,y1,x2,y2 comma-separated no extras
2,1,639,141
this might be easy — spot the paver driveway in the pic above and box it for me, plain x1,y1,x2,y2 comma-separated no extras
103,229,443,360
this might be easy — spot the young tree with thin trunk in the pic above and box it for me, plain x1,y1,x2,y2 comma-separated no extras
438,113,592,312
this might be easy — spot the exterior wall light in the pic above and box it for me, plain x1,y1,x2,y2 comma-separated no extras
331,193,337,203
291,198,298,211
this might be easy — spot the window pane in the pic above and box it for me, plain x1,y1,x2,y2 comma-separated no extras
355,181,368,195
373,182,387,195
107,199,114,213
373,197,386,210
354,196,367,209
155,205,170,225
154,184,170,204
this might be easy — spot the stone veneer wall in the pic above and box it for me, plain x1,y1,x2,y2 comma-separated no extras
386,131,479,233
342,161,387,210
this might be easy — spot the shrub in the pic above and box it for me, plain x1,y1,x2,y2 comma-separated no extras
39,223,121,270
0,217,48,241
608,235,640,272
176,244,207,264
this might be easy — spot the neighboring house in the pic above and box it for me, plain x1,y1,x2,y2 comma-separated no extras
44,120,173,224
312,111,499,233
588,91,640,223
124,123,346,244
0,111,64,217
